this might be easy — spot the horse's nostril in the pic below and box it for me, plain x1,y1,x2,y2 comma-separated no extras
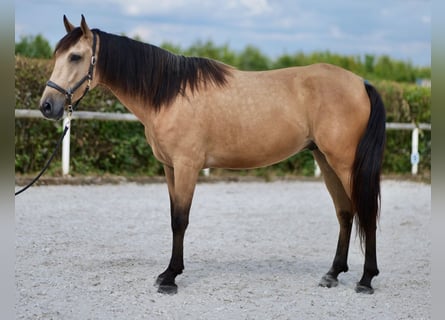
41,101,52,115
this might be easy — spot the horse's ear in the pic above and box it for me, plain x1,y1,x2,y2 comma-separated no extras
63,15,75,33
80,14,93,38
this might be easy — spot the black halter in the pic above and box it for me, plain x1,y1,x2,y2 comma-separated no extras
46,32,97,115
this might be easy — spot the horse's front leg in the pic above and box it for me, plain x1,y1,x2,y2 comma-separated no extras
156,163,199,294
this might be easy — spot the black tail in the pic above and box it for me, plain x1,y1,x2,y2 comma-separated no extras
351,83,386,245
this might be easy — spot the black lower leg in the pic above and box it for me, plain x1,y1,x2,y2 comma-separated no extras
156,207,189,294
320,211,352,288
356,227,379,294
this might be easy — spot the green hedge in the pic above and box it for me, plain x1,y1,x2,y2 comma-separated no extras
15,57,430,177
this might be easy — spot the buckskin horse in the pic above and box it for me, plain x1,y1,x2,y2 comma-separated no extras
39,15,386,294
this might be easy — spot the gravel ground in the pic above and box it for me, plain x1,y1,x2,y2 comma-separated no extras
15,180,431,320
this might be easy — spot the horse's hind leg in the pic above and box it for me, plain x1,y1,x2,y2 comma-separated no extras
313,149,354,288
156,163,200,294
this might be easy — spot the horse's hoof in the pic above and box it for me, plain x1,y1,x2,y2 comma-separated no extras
158,283,178,295
355,283,374,294
319,274,338,288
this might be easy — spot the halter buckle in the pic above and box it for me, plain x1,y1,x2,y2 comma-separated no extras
67,104,74,117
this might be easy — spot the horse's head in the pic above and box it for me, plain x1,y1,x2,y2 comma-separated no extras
40,15,98,120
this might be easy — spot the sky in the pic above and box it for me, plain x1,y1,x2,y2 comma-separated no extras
15,0,431,67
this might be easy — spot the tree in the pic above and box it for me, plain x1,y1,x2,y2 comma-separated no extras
364,54,375,74
15,34,52,59
184,40,238,66
238,45,270,71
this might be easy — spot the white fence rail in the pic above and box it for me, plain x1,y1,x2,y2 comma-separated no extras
15,109,431,176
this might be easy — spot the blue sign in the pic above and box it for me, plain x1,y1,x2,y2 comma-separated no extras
411,152,420,165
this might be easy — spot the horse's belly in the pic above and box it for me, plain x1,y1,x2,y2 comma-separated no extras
206,153,299,170
205,128,309,169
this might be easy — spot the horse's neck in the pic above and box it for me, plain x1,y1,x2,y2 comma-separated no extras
99,81,150,123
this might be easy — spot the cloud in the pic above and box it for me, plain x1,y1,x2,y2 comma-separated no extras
122,0,189,15
421,15,431,24
105,0,273,17
329,25,344,39
231,0,272,16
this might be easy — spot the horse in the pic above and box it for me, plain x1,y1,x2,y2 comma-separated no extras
39,15,386,295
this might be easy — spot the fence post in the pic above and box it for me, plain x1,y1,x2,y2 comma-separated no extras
62,117,71,176
411,127,419,176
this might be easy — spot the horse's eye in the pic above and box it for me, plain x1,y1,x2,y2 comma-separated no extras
70,54,82,62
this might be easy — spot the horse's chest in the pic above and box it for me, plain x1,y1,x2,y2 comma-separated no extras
144,127,174,166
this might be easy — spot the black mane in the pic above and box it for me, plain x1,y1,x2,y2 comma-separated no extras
55,28,232,110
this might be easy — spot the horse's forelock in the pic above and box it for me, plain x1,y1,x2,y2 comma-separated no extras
54,27,99,55
54,27,83,55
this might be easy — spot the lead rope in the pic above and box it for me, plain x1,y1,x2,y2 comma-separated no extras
15,115,71,196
